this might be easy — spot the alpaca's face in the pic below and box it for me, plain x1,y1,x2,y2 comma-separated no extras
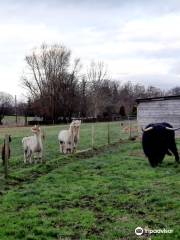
31,125,41,134
71,120,81,130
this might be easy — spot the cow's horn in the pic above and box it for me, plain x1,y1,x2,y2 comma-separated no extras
142,126,153,132
166,127,180,131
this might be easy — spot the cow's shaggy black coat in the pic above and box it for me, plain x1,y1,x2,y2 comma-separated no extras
142,122,179,167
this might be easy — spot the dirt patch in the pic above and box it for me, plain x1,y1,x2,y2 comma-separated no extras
129,150,144,158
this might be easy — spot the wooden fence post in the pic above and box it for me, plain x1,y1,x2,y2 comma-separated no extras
128,116,132,139
91,124,94,149
120,122,122,140
107,122,110,144
4,134,9,178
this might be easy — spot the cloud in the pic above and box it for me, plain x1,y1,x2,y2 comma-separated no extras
117,73,180,90
0,0,180,98
169,61,180,75
135,47,180,59
119,13,180,42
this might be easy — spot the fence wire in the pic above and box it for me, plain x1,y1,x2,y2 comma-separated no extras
0,120,139,178
78,119,139,151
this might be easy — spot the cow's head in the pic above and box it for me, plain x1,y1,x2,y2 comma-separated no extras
142,125,177,132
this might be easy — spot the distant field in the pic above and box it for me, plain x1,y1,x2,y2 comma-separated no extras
2,115,33,125
0,122,179,239
0,121,138,148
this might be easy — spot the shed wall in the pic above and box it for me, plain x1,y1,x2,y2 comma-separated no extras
137,99,180,135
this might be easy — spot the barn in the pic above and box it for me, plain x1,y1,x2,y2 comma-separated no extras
136,95,180,131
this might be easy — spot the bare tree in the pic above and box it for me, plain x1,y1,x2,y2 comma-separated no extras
22,44,71,97
146,86,164,98
21,43,81,122
21,44,168,122
0,92,13,124
166,86,180,96
86,61,109,118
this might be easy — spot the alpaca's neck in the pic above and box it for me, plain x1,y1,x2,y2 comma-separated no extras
34,133,42,144
69,126,73,134
70,126,79,138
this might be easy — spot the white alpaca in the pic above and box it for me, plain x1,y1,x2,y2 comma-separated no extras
22,125,44,163
58,120,81,154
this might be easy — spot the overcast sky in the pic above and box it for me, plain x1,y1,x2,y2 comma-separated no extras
1,0,180,99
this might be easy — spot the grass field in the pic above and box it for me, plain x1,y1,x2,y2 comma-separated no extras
2,116,33,125
0,122,179,240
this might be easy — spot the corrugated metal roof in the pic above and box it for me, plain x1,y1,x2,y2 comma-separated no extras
136,95,180,103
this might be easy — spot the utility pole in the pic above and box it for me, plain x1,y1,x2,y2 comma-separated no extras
15,95,17,124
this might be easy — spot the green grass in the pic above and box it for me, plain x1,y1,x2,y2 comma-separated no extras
0,123,179,239
2,116,33,125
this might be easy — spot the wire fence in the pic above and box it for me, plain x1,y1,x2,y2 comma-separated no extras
77,119,139,152
0,118,139,178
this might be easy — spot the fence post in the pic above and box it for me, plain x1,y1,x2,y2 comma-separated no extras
107,122,110,144
4,134,9,179
120,121,122,140
91,124,94,149
128,116,132,139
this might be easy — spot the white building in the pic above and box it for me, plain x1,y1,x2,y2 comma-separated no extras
136,95,180,130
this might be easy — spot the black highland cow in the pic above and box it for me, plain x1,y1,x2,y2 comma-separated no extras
142,122,180,167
